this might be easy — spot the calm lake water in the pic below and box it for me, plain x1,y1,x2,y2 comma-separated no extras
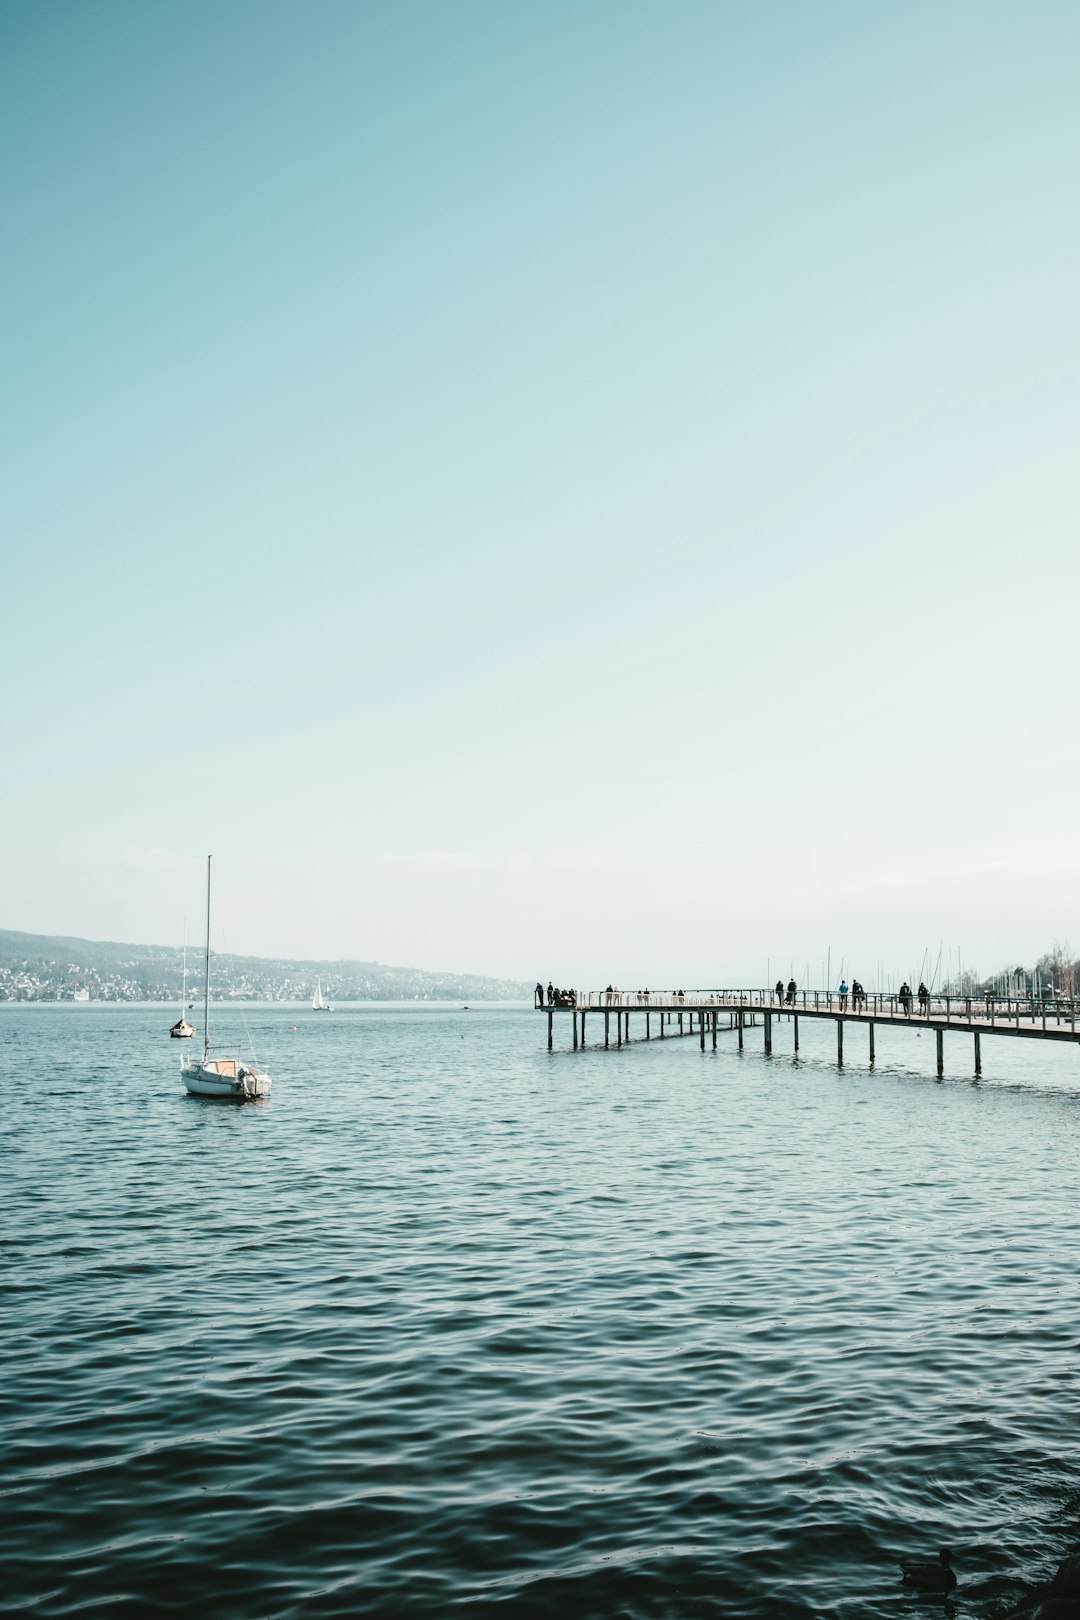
3,1002,1079,1617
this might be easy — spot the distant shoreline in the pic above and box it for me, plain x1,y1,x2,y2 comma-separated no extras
0,925,529,1005
0,997,532,1008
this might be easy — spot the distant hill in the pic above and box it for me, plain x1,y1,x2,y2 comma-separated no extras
0,928,529,1003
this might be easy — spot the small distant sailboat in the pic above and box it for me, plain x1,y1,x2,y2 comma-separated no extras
181,856,271,1100
170,929,195,1039
312,981,332,1012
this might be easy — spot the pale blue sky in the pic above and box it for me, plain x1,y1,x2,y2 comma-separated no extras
3,0,1078,985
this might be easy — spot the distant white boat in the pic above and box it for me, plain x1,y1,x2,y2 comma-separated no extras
312,981,332,1012
181,856,271,1100
170,929,195,1038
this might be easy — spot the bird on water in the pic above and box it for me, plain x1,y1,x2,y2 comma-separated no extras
899,1549,957,1591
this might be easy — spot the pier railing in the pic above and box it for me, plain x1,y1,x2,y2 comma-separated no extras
575,988,1078,1030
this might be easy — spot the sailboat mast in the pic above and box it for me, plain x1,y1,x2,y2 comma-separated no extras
203,855,212,1059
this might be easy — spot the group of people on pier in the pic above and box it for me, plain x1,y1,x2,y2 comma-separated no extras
536,981,577,1008
534,978,693,1004
770,977,936,1015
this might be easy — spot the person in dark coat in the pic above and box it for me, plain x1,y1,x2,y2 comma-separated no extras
786,978,797,1005
775,979,784,1003
535,981,544,1008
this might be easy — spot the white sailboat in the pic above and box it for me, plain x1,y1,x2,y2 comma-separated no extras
170,929,195,1038
312,980,332,1012
181,856,272,1100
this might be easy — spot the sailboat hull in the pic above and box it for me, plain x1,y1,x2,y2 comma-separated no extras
181,1057,271,1100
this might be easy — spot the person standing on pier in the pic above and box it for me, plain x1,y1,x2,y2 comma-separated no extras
535,982,544,1008
918,982,929,1013
546,981,554,1007
839,979,849,1011
786,978,796,1005
899,982,912,1014
775,979,784,1004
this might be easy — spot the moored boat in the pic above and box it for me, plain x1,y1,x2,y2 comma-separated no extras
181,856,272,1100
171,931,196,1037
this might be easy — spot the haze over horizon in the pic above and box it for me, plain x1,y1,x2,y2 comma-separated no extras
3,1,1077,988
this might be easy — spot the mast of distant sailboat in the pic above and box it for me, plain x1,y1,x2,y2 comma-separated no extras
202,855,212,1062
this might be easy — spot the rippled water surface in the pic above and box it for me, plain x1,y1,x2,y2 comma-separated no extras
3,1002,1080,1617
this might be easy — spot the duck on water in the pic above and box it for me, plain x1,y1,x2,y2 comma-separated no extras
899,1550,957,1592
180,856,271,1101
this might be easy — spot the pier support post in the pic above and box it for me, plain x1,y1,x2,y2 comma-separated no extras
936,1028,944,1078
547,1009,553,1051
836,1018,844,1065
974,1031,981,1076
794,1014,799,1053
700,1015,706,1050
617,1011,623,1048
764,1010,772,1054
679,1012,684,1037
738,1010,744,1051
868,1022,875,1065
646,1012,650,1040
573,1011,578,1050
712,1011,717,1049
604,1011,610,1050
581,1012,586,1049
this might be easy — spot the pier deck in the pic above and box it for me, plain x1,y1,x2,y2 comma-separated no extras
540,989,1080,1074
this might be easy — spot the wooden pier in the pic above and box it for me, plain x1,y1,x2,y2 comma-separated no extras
541,989,1080,1075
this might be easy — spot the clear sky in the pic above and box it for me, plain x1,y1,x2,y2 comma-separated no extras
2,0,1078,988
